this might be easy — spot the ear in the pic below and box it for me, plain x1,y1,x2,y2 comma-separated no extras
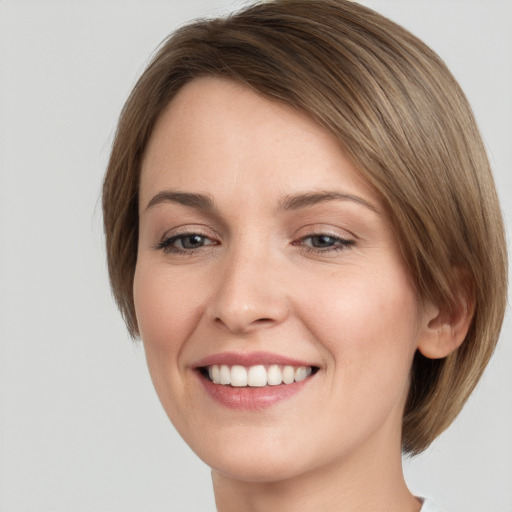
417,289,475,360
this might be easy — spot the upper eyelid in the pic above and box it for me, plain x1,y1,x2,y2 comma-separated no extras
159,224,218,240
293,224,357,241
152,214,360,241
156,225,356,241
300,233,351,241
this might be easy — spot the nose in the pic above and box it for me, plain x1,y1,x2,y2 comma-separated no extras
206,245,290,334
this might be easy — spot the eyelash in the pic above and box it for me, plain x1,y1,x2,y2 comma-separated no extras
155,232,355,256
297,234,355,254
155,233,216,255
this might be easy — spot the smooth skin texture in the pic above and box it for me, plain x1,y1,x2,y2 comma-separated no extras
134,77,467,512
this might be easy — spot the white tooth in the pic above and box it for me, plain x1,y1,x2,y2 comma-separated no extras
230,365,248,387
247,365,267,387
211,365,221,384
220,364,231,385
267,364,283,386
294,366,310,382
282,365,295,384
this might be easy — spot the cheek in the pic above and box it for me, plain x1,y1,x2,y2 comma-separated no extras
133,261,213,431
133,261,206,367
297,264,420,389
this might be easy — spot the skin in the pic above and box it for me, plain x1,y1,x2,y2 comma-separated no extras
134,76,457,512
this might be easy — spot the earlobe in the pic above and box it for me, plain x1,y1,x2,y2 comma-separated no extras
417,292,474,360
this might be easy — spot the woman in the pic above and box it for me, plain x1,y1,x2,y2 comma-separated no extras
102,1,507,510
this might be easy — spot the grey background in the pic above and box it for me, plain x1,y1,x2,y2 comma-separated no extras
0,1,510,511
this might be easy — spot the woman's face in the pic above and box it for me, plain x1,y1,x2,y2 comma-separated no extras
134,77,432,481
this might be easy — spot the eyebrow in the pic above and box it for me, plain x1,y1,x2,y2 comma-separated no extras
277,191,379,214
144,190,379,214
145,191,215,212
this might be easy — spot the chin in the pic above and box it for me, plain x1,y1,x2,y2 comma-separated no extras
208,452,310,483
181,427,315,483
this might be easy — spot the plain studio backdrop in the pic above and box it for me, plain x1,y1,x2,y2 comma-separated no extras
0,1,510,511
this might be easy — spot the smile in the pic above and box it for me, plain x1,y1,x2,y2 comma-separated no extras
193,352,319,409
204,364,315,387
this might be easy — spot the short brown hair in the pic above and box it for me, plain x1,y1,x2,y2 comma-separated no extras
102,0,507,454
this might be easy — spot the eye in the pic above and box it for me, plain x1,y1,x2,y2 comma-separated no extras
156,233,216,254
304,234,339,248
298,234,354,253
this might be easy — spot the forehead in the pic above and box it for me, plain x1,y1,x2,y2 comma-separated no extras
139,76,378,209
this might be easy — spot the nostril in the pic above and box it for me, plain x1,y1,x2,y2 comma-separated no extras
214,316,276,332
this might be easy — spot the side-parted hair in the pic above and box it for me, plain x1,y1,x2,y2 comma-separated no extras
102,0,508,454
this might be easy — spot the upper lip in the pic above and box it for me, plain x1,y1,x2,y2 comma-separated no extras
192,351,317,369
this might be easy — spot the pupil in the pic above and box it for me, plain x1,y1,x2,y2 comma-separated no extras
183,235,203,249
313,235,334,247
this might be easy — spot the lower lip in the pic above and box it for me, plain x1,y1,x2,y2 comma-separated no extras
197,373,311,410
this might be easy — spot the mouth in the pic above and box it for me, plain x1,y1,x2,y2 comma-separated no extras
199,364,319,387
192,352,320,409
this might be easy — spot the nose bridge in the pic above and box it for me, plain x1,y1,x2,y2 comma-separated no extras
208,234,289,333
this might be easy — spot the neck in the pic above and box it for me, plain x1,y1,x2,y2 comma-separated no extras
212,428,422,512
